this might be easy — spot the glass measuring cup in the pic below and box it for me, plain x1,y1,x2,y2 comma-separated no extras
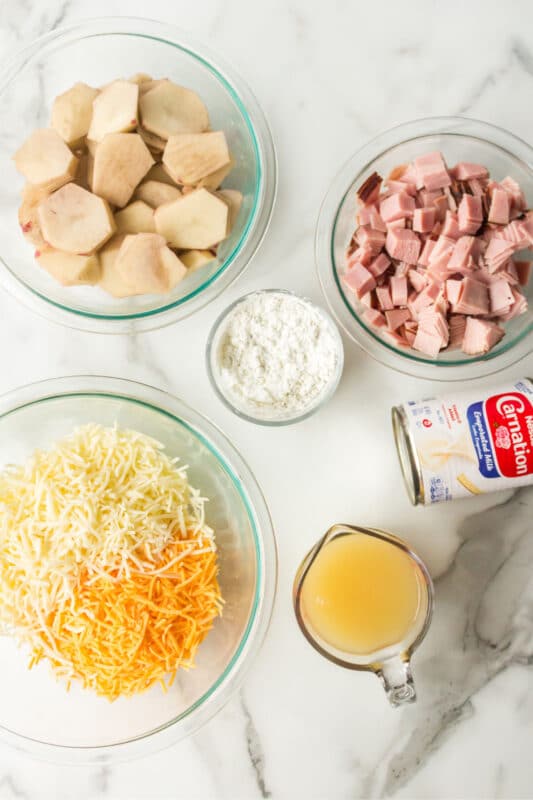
293,524,434,706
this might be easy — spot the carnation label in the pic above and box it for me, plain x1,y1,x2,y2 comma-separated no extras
392,378,533,505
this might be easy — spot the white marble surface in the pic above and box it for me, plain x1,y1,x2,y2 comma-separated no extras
0,1,533,798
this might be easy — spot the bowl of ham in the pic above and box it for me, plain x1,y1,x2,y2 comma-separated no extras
316,117,533,379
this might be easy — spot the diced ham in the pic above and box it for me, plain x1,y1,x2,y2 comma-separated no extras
514,260,531,286
385,228,421,263
458,194,483,235
462,317,505,355
370,208,387,233
428,235,456,264
411,281,441,313
385,308,411,331
412,207,436,233
446,279,463,306
450,162,489,181
367,252,391,277
433,194,449,222
363,308,386,328
484,238,516,273
418,238,437,266
448,236,475,272
489,278,514,315
408,269,427,292
497,219,530,248
343,262,376,298
357,226,386,256
499,288,528,321
453,276,489,315
442,211,461,240
380,191,415,222
376,285,394,311
390,275,408,306
357,172,382,206
488,188,510,225
359,291,373,308
347,246,373,268
500,176,527,212
468,179,486,197
414,151,451,191
386,180,417,196
387,218,406,230
413,326,444,357
448,314,466,348
419,190,443,207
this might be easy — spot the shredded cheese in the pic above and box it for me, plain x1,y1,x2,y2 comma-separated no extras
0,424,222,699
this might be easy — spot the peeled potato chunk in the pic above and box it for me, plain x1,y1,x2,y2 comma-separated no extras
218,189,243,231
137,125,166,154
36,248,100,286
140,80,209,139
145,163,180,187
114,233,185,295
180,249,215,271
115,200,155,234
129,73,152,85
92,133,154,208
51,82,99,147
98,234,139,297
134,180,181,208
163,132,230,185
14,129,78,192
74,153,94,191
38,183,115,254
198,159,233,191
18,185,49,247
154,188,228,249
138,78,164,97
88,80,139,142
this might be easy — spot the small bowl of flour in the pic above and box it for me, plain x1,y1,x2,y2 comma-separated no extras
207,289,344,424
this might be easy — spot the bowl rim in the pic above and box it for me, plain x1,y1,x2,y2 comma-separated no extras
316,115,533,381
0,375,277,763
205,288,345,425
0,17,278,334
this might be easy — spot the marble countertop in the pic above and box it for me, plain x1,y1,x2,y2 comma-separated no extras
1,1,533,798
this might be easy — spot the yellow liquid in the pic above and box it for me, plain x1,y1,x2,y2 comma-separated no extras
300,533,425,656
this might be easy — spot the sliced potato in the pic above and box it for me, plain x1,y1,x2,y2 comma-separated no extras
198,159,233,191
14,128,78,192
98,234,140,297
51,82,99,147
88,80,139,142
140,80,209,139
115,200,155,234
160,246,187,289
134,180,181,208
218,189,243,231
154,188,228,249
18,184,48,247
38,183,115,254
36,248,100,286
138,78,165,97
180,249,215,271
163,132,230,185
137,125,166,153
115,233,169,294
92,133,154,207
145,162,180,187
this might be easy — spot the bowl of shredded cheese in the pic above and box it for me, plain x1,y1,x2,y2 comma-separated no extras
0,376,276,762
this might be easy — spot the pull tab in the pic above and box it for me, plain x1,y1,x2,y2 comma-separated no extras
376,656,416,707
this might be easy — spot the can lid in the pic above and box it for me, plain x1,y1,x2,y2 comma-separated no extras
391,405,422,506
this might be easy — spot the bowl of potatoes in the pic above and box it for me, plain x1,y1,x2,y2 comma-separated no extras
0,17,277,332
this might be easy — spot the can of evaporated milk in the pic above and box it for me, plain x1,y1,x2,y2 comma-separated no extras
392,378,533,505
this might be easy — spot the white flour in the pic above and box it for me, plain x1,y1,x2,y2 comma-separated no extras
215,292,340,419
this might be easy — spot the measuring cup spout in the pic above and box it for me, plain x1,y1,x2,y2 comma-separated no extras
377,656,416,706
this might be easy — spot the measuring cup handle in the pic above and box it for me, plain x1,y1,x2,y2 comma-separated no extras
377,656,417,707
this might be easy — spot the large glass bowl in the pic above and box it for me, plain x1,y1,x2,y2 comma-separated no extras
316,117,533,380
0,376,277,762
0,18,277,333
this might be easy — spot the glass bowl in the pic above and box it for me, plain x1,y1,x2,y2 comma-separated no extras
0,17,277,333
206,289,344,425
316,117,533,380
0,376,277,763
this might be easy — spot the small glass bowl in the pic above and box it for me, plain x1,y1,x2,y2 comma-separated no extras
0,18,277,334
206,289,344,425
0,376,277,763
316,117,533,380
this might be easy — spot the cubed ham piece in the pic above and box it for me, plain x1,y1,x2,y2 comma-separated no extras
347,246,373,268
386,217,406,230
458,194,483,235
359,291,373,308
433,194,450,222
484,237,516,273
468,179,487,197
376,285,394,311
453,276,489,315
418,238,437,266
357,226,386,256
343,262,376,298
443,186,457,212
446,279,463,306
390,275,408,306
385,228,421,264
404,329,416,345
367,252,391,277
448,236,475,272
442,211,461,240
500,176,527,212
412,207,436,233
385,308,411,331
489,278,514,315
419,190,443,207
411,281,441,313
499,288,528,321
386,180,417,196
497,219,530,248
448,315,467,348
357,172,382,205
357,206,375,226
380,191,415,222
408,269,427,292
514,260,531,286
462,318,504,355
450,162,489,181
428,235,456,264
488,188,510,225
370,208,387,233
363,308,386,328
413,326,444,357
414,151,451,191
